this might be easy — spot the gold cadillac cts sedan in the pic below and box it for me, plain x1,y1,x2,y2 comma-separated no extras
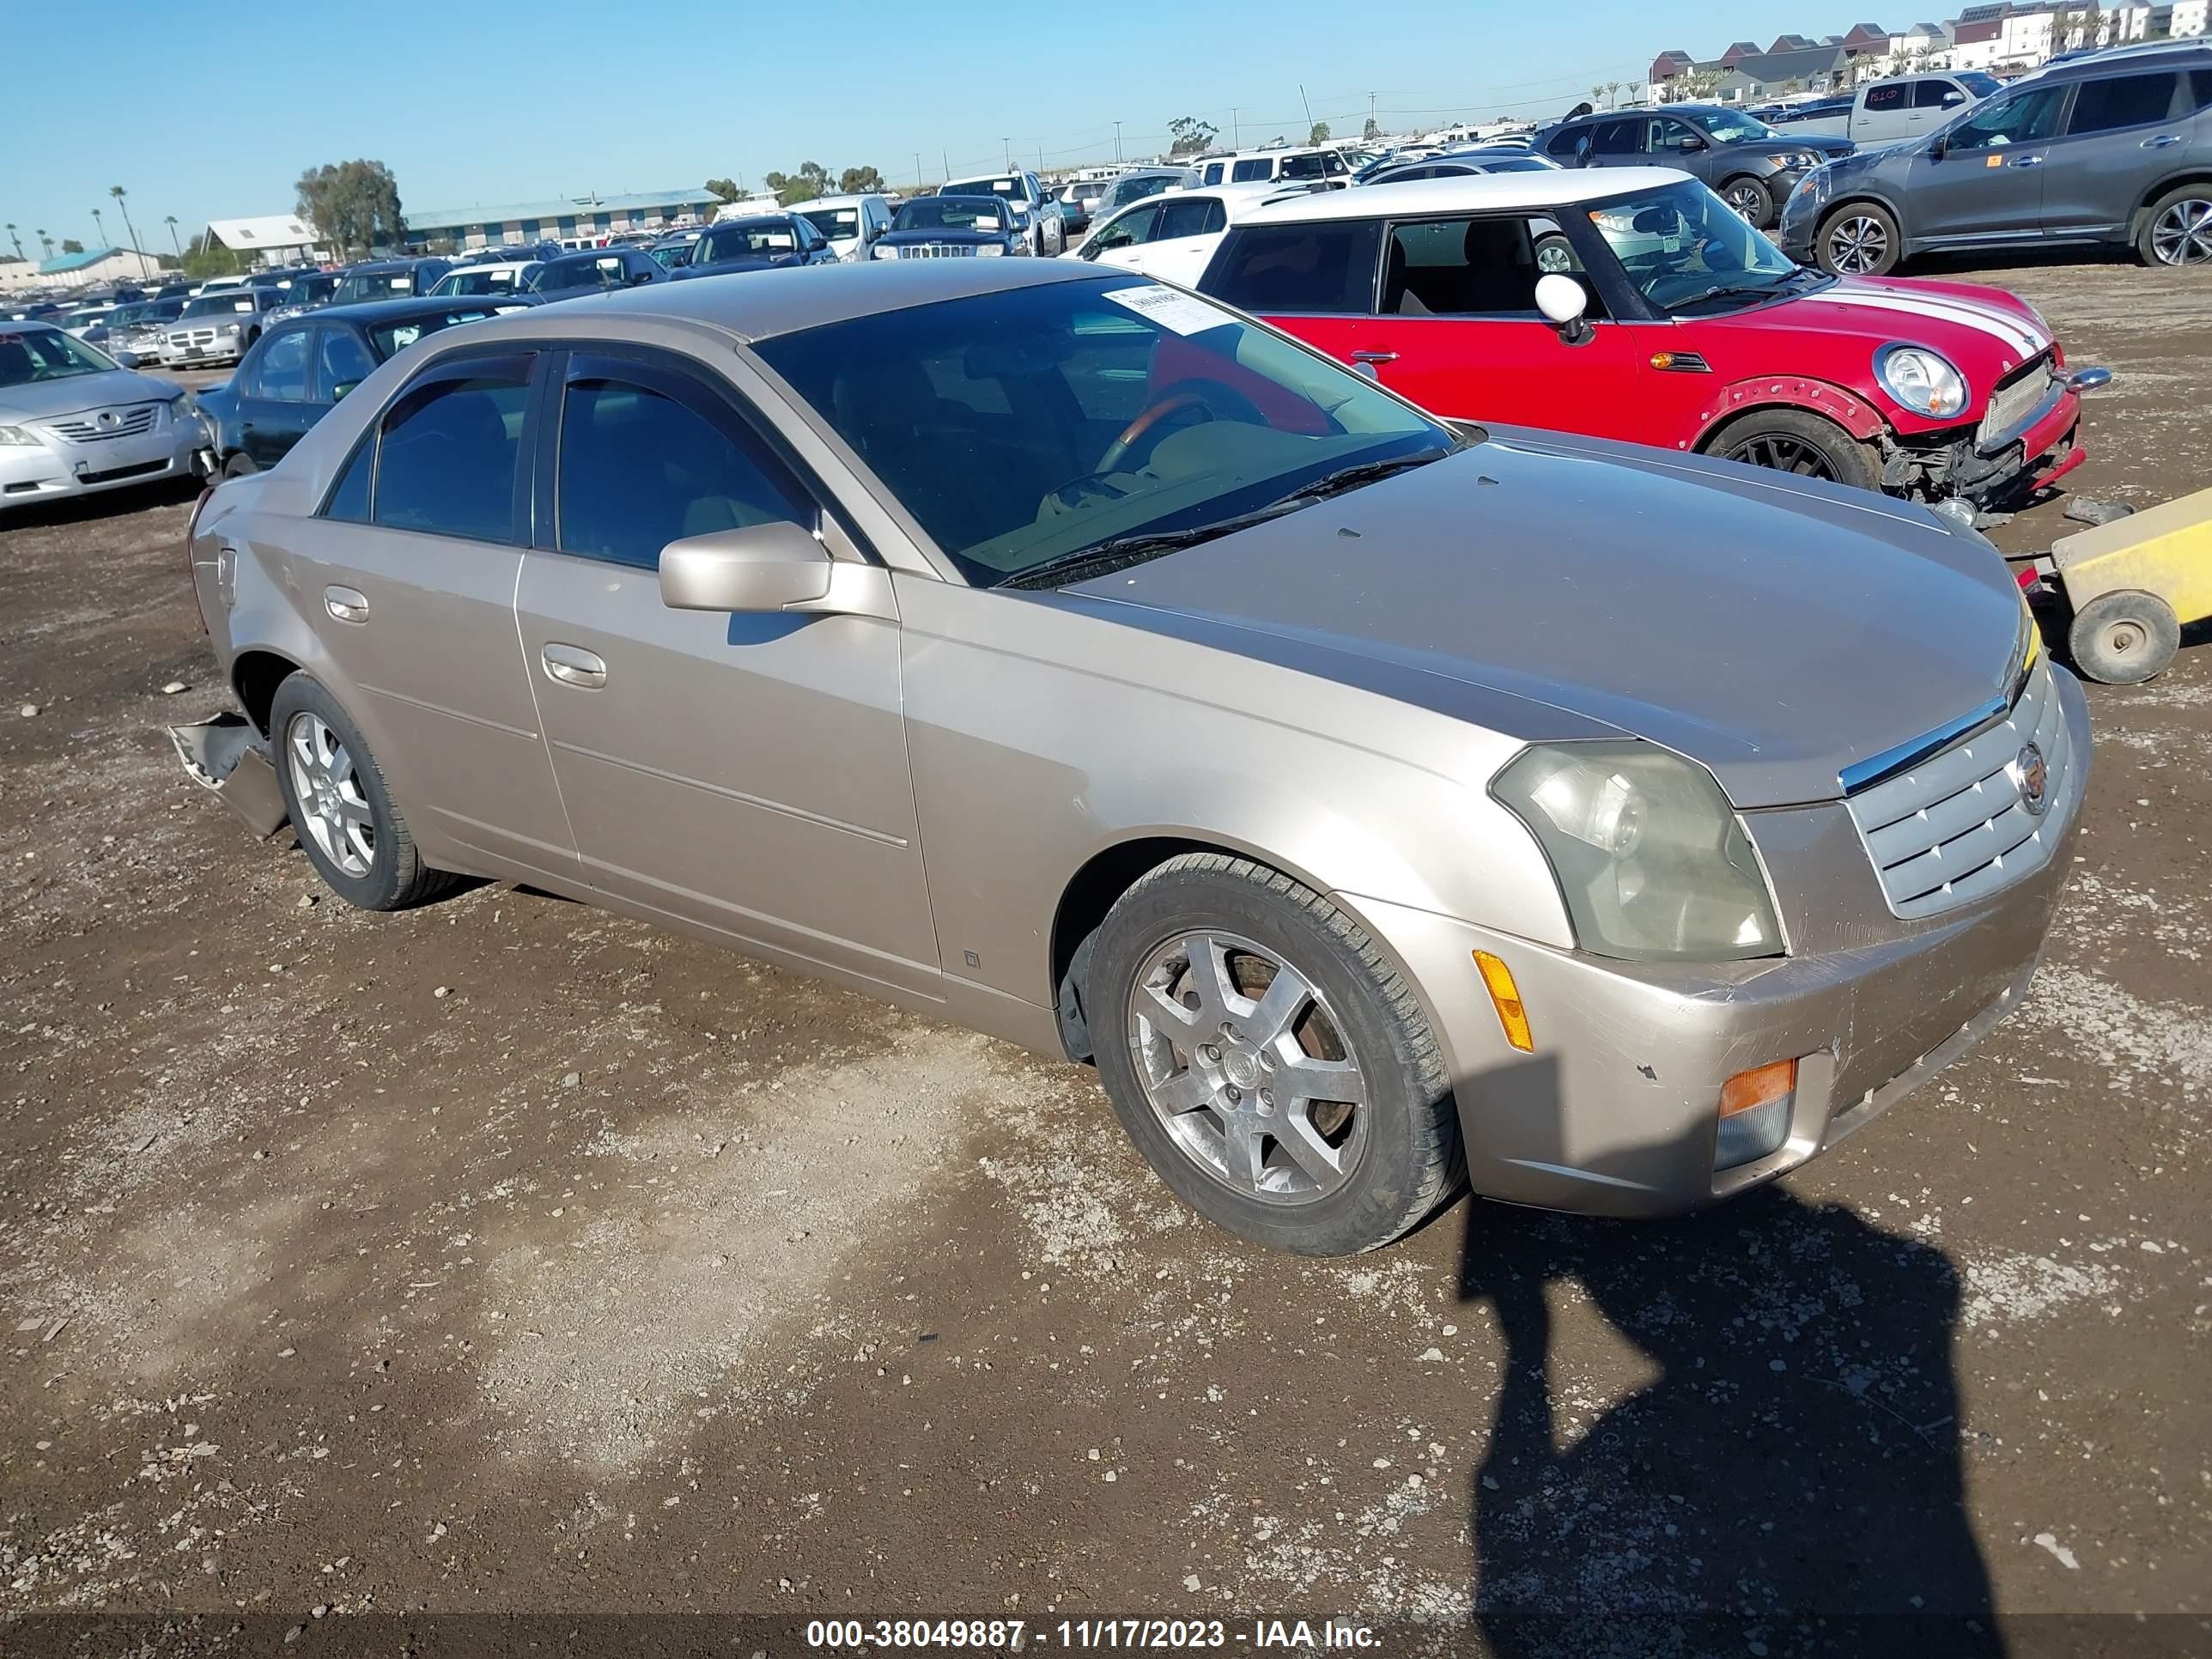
176,261,2087,1255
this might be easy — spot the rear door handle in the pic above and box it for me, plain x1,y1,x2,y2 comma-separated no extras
542,643,607,689
324,585,368,623
1351,350,1400,364
2142,133,2184,149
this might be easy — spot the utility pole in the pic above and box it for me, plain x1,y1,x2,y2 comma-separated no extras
915,151,923,187
1368,90,1378,137
1113,119,1123,161
1002,137,1012,169
1299,83,1315,138
942,149,950,182
1231,107,1240,147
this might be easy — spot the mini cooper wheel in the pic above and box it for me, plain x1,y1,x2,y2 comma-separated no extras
1720,176,1773,227
1088,854,1460,1256
2139,186,2212,267
269,673,459,910
2067,589,2180,684
1817,203,1899,276
1706,408,1881,494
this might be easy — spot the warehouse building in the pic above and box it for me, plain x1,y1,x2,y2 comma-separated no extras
0,246,165,295
204,215,327,267
401,190,721,252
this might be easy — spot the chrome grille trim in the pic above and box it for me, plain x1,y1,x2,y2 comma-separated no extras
890,243,978,258
1977,353,2054,450
48,404,158,443
1844,658,2070,919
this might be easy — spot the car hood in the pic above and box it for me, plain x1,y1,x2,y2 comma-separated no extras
0,368,180,422
1730,272,2055,381
1064,436,2027,809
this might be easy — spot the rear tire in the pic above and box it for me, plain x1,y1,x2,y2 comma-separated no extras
1705,407,1881,493
269,673,460,911
222,452,257,478
1087,853,1461,1256
1720,175,1774,228
2067,589,2180,684
1816,201,1900,275
2136,185,2212,267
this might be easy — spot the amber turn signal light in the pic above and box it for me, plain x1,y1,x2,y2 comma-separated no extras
1472,950,1534,1053
1719,1057,1798,1118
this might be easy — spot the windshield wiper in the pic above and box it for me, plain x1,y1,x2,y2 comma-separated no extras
1666,269,1817,313
1000,446,1454,592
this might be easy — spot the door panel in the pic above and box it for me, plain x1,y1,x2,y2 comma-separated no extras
1911,86,2066,240
2039,71,2185,234
236,328,317,468
514,351,939,992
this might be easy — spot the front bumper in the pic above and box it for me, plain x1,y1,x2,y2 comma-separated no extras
0,411,204,508
160,333,247,366
1340,665,2090,1218
1895,368,2102,507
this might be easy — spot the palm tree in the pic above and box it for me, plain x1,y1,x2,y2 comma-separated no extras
164,215,181,258
1607,80,1624,108
36,228,52,260
1590,83,1607,109
90,205,106,249
108,185,141,254
3,222,20,262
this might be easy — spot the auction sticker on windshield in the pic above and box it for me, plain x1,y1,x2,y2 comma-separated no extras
1103,284,1225,337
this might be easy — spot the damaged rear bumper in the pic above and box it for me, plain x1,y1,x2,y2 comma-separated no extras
169,713,289,838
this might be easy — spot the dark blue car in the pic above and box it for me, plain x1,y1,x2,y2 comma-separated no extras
526,246,665,303
671,213,837,277
868,195,1028,260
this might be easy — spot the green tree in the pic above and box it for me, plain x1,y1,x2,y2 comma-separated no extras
181,232,240,278
704,178,743,204
1167,115,1218,157
3,223,20,261
1363,114,1381,140
838,164,886,193
1307,121,1331,144
761,161,832,205
60,238,84,254
36,228,52,260
163,214,181,257
108,185,141,253
296,159,405,258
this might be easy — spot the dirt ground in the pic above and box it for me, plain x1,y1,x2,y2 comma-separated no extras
2,261,2208,1657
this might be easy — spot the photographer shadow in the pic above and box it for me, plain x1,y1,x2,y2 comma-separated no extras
1453,1060,2001,1656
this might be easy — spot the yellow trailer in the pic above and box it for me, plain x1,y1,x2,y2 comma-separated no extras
2019,487,2212,684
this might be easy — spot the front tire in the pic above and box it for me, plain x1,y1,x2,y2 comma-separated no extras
269,673,459,910
2137,185,2212,267
1087,854,1460,1255
1816,201,1900,275
1705,407,1881,493
2068,589,2180,684
1720,175,1774,227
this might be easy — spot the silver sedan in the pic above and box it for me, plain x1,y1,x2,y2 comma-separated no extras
174,262,2088,1255
0,324,204,509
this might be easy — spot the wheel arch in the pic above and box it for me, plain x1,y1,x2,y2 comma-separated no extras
1814,192,1906,251
1691,376,1890,450
233,647,303,737
2131,171,2212,231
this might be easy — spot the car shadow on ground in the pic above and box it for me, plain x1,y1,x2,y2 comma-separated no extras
0,474,202,532
1450,1075,2002,1656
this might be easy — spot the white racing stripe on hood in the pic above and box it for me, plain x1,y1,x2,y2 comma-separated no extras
1802,288,2048,360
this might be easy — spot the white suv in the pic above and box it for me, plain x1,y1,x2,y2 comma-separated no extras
790,194,896,263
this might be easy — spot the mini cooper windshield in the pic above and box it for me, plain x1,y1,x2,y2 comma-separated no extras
1588,180,1820,313
753,274,1455,586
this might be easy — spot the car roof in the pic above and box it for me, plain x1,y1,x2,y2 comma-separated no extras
404,259,1105,347
2025,37,2212,80
1244,166,1687,223
294,295,526,325
789,194,879,209
711,213,799,228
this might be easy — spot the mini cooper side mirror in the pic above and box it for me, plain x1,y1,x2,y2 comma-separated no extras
659,521,834,613
1534,273,1593,345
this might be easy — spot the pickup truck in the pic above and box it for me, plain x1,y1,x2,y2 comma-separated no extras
941,173,1066,256
1774,70,2000,147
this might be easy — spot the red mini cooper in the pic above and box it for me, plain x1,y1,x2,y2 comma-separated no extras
1194,167,2110,507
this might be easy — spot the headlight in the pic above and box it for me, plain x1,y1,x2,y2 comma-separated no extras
0,423,41,447
169,391,199,421
872,244,899,259
976,243,1006,257
1492,742,1781,962
220,321,242,335
1781,149,1822,169
1875,343,1968,419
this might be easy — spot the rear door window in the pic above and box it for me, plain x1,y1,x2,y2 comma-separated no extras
370,358,532,543
1865,82,1909,113
1591,119,1642,156
2066,72,2179,136
1155,197,1228,239
1203,221,1383,314
1231,158,1274,182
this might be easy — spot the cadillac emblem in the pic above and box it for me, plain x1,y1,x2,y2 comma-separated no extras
2015,743,2050,817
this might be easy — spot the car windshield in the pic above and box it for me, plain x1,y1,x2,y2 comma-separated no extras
1698,110,1777,143
647,242,690,268
751,273,1454,587
1586,179,1808,312
946,176,1023,200
896,198,1008,232
434,267,521,295
1959,71,2002,98
702,222,799,262
532,257,625,292
0,327,118,386
182,293,258,318
330,269,416,304
365,311,495,357
799,207,862,241
289,274,339,301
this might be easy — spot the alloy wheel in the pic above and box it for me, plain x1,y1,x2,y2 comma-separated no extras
1126,930,1368,1206
2150,198,2212,265
1721,431,1838,478
285,711,375,879
1723,181,1767,222
1826,215,1888,274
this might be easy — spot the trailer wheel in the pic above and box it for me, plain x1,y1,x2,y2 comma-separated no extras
2068,589,2180,684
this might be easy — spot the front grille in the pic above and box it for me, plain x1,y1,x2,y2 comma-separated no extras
167,328,219,349
48,404,158,443
893,243,978,258
75,458,170,486
1844,658,2071,918
1977,353,2054,449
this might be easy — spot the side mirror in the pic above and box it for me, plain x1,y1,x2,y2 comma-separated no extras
1943,90,1966,106
629,268,655,284
1929,132,1949,159
331,380,362,401
1534,273,1593,345
1679,135,1708,152
659,521,833,613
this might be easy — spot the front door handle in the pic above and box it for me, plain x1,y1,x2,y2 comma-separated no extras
1351,350,1400,364
2008,154,2044,167
542,643,607,689
2142,133,2184,149
324,585,368,623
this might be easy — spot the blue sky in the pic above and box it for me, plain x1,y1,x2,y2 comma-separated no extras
9,1,1892,253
